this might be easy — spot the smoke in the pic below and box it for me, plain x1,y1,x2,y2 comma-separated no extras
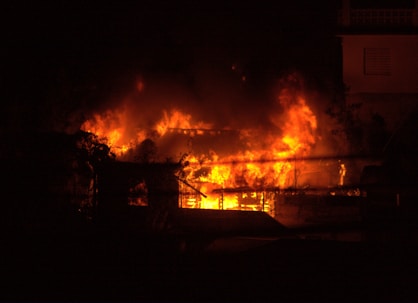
91,59,261,129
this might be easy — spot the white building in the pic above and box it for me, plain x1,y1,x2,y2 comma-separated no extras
337,0,418,132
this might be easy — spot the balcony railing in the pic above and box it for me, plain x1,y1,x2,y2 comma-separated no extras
338,8,415,27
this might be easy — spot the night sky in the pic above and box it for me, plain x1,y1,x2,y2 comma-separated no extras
2,0,339,132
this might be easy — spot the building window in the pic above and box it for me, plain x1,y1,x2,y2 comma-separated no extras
364,48,391,75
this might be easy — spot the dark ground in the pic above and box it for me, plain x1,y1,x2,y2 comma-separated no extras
1,208,417,303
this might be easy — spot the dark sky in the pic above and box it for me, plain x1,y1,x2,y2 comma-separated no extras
2,0,339,132
3,1,337,62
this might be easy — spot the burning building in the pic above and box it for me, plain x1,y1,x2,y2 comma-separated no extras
78,71,355,226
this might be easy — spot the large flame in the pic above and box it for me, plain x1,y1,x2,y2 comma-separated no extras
80,75,322,214
177,94,317,211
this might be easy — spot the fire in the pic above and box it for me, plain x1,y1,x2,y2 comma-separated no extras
274,97,317,154
80,108,146,155
155,109,212,137
80,74,322,215
176,93,318,212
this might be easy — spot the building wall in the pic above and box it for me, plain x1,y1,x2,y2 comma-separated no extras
340,34,418,94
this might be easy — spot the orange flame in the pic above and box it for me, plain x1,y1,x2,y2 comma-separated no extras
155,109,212,137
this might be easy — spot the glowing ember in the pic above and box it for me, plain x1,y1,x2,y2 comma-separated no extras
338,162,346,186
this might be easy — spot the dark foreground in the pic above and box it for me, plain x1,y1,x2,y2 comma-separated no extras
1,231,418,302
1,220,417,303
